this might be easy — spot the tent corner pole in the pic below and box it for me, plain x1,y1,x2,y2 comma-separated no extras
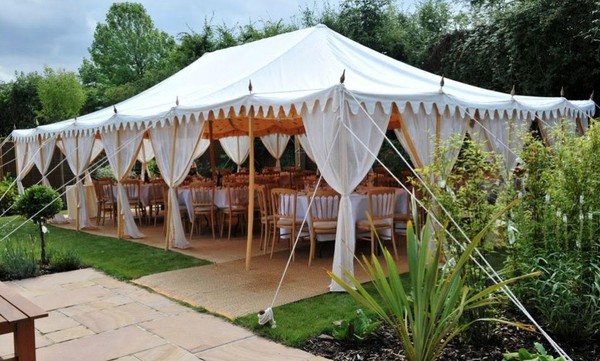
245,107,256,271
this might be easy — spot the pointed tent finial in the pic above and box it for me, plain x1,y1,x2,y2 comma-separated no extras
590,90,595,100
439,75,445,93
560,86,565,98
511,84,516,97
248,80,253,93
35,119,39,126
13,123,16,130
113,105,117,114
340,69,346,84
176,96,179,106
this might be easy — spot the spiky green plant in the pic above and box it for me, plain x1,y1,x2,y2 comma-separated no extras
330,203,537,361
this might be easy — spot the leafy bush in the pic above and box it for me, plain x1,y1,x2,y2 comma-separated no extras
509,124,600,342
504,342,566,361
0,237,39,280
0,174,18,216
14,185,63,265
413,135,508,342
332,309,381,343
93,164,116,180
48,247,82,272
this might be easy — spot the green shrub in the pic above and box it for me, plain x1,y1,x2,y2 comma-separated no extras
14,185,63,265
413,135,508,343
93,164,116,180
0,175,18,216
504,342,566,361
332,309,381,343
48,247,82,272
0,237,39,280
509,123,600,342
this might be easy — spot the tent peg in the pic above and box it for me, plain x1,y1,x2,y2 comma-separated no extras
560,86,565,98
248,79,253,93
340,69,346,84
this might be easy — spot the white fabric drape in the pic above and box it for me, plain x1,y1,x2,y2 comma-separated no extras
470,113,532,177
395,104,468,178
150,116,205,249
58,138,104,185
136,138,155,181
297,134,315,162
62,133,97,229
34,136,69,224
14,140,36,194
302,88,390,291
261,133,290,168
32,136,56,187
193,138,210,160
100,127,145,238
220,136,250,171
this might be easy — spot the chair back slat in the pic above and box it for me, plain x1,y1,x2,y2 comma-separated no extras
368,187,396,220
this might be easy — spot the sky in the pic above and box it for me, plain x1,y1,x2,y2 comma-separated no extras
0,0,348,82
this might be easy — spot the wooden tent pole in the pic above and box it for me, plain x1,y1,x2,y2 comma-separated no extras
116,129,124,238
536,117,550,146
75,135,81,231
245,107,256,270
435,105,442,150
209,119,217,181
397,113,424,169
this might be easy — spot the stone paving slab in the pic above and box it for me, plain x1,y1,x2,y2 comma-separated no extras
1,269,326,361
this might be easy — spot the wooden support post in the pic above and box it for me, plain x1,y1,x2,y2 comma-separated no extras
246,108,256,270
209,119,217,182
75,136,81,231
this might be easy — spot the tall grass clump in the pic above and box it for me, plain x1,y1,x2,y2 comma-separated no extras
331,204,536,361
0,237,39,280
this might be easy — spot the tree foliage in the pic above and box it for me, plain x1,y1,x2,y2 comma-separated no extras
435,0,600,99
81,2,175,110
36,66,85,123
14,185,63,265
0,72,41,135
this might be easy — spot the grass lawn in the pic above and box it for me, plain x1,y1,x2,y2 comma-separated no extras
235,280,394,347
0,216,210,280
235,251,507,347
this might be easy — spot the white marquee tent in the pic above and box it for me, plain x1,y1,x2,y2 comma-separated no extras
10,25,596,290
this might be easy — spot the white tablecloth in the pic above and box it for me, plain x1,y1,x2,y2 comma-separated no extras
294,189,408,241
177,188,228,221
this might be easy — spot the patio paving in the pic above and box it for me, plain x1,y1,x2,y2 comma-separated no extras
0,268,327,361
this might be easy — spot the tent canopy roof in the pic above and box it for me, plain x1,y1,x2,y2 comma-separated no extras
11,24,596,141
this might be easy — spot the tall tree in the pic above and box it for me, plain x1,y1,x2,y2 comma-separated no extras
434,0,600,100
0,72,41,136
36,67,86,123
80,2,175,110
